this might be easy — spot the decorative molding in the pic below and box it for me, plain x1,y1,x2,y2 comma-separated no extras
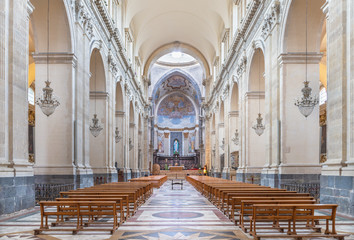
108,54,119,79
229,111,239,117
278,53,323,65
245,91,265,99
221,83,230,101
236,54,247,79
261,0,280,40
75,0,94,39
90,91,109,100
32,53,78,67
116,111,125,117
154,125,199,131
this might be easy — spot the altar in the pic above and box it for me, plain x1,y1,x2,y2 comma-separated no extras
169,166,184,171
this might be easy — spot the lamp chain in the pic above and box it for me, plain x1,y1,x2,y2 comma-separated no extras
47,0,49,82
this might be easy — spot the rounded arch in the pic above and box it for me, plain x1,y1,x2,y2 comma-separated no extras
280,0,326,53
115,82,124,111
151,69,202,105
89,49,106,92
212,114,216,132
31,0,73,52
129,101,135,123
219,101,225,123
230,82,239,111
247,48,265,92
144,42,210,77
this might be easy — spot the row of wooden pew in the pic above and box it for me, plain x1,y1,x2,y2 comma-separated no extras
187,176,347,240
34,176,165,235
129,175,168,188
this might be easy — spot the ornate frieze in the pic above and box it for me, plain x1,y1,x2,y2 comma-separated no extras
221,83,230,101
75,0,94,39
236,55,247,79
261,1,280,40
108,54,119,80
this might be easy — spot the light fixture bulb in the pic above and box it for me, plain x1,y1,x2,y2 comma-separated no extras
171,51,182,58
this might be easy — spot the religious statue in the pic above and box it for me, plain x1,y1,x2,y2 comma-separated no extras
173,139,179,154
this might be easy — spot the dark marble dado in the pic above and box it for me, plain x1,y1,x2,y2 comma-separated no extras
261,173,320,188
320,175,354,216
0,176,35,215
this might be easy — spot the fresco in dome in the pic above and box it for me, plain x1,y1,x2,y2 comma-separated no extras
157,93,196,128
154,74,200,103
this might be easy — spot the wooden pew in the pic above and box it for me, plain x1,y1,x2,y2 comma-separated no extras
56,197,124,224
60,191,138,215
250,204,347,240
239,199,316,232
229,196,315,223
34,200,118,235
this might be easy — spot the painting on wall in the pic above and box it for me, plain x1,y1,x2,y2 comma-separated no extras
188,131,195,153
157,132,164,153
157,93,196,128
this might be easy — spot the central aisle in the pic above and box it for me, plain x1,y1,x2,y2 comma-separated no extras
112,180,247,240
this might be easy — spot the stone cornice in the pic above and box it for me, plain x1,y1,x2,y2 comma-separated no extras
229,111,239,117
278,53,323,65
115,111,125,117
90,91,109,100
245,91,265,99
32,53,77,67
154,125,198,131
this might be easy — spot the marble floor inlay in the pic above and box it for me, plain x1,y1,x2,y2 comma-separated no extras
0,180,354,239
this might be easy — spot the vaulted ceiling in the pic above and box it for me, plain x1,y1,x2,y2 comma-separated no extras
126,0,231,70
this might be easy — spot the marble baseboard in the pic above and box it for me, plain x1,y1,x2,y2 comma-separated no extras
260,173,320,188
0,176,35,215
320,175,354,216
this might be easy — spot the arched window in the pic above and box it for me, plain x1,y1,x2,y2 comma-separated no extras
28,87,35,105
319,87,327,105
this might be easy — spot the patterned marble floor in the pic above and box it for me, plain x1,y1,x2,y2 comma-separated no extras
0,180,353,240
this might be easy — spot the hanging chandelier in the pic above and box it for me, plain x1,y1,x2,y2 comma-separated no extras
115,127,122,143
231,129,239,145
90,114,103,137
252,113,265,136
252,48,265,136
294,0,318,117
36,0,60,116
89,51,103,137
